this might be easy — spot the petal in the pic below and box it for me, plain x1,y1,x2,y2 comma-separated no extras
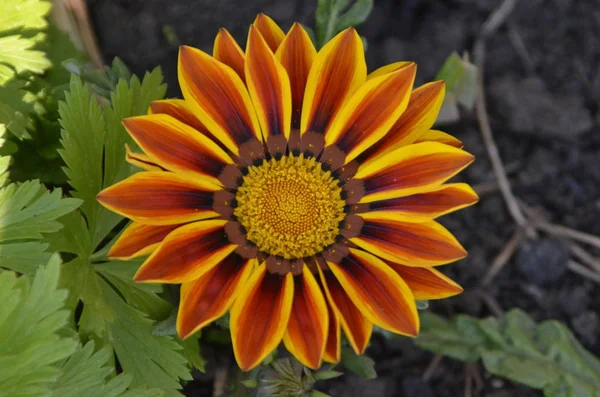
319,269,372,354
414,129,463,148
213,28,245,82
125,144,164,172
230,265,294,371
323,298,341,363
388,264,463,300
324,63,416,163
301,28,366,134
245,26,292,141
327,249,419,336
134,219,237,283
367,61,412,80
149,99,210,136
253,13,285,52
362,81,446,162
361,183,479,223
96,171,220,225
283,267,328,369
356,142,474,203
177,255,254,338
178,45,262,155
123,114,234,186
276,23,317,129
109,222,180,259
350,218,467,267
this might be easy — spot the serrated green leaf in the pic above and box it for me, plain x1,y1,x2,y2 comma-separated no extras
0,180,81,273
0,35,51,84
51,341,166,397
0,79,36,139
416,309,600,397
315,0,373,48
101,279,191,396
335,0,373,31
0,255,78,397
340,348,376,380
0,0,51,33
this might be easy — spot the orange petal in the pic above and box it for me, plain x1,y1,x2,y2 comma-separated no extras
245,26,291,141
327,249,419,336
123,114,233,186
253,14,285,52
125,144,164,171
323,297,341,363
149,99,209,135
361,183,479,223
283,267,328,369
301,28,366,135
109,222,181,259
389,264,463,300
367,61,412,80
356,142,474,203
177,255,254,338
276,23,317,130
319,269,372,354
178,45,262,155
324,63,416,163
230,265,294,371
350,218,467,267
213,28,246,83
134,219,236,283
415,129,463,148
96,171,220,225
362,81,446,162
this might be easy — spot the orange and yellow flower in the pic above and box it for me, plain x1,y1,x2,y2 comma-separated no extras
97,14,477,371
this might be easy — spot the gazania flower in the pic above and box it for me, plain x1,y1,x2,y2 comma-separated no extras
97,14,477,371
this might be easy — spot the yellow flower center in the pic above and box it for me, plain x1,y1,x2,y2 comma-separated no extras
234,155,346,259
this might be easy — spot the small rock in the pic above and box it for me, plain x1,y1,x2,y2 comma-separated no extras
515,238,570,286
489,76,593,140
402,377,434,397
572,311,599,347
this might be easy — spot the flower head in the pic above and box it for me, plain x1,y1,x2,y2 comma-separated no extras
97,14,477,371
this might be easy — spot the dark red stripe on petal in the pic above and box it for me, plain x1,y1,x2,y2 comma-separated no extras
97,172,220,225
253,14,285,52
178,45,261,154
301,29,366,135
177,255,253,338
329,249,419,336
388,264,463,300
351,218,467,267
283,268,328,369
109,222,181,259
134,220,236,283
213,28,246,83
231,267,294,371
276,23,316,130
320,270,372,354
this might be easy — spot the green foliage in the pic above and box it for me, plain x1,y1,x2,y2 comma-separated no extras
0,255,77,397
315,0,373,48
0,180,81,273
416,309,600,397
435,52,478,124
54,73,195,395
340,347,376,380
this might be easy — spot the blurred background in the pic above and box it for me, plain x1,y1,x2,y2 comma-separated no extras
86,0,599,396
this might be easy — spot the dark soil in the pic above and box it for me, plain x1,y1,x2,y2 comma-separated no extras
90,0,600,396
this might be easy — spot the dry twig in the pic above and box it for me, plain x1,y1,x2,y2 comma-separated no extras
213,367,228,397
569,243,600,274
567,260,600,285
480,229,523,286
422,355,443,381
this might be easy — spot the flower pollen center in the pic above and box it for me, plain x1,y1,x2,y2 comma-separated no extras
234,155,346,259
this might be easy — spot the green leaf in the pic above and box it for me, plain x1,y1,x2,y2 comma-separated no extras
416,309,600,397
101,279,191,396
0,79,36,139
51,341,166,397
340,348,376,380
0,255,78,397
313,370,343,381
180,334,206,373
315,0,373,48
0,180,81,273
0,35,51,84
435,52,478,119
0,0,51,33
